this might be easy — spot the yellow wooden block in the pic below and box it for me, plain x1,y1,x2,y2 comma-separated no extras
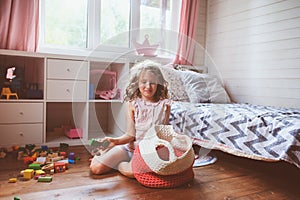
35,170,46,176
8,178,17,183
23,169,34,179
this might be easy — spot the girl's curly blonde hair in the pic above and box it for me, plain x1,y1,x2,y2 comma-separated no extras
124,60,169,102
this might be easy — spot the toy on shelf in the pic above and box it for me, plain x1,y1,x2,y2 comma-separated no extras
1,66,21,99
0,87,18,99
65,128,83,139
52,124,83,139
90,69,120,100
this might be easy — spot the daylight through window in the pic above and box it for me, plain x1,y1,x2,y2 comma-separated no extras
39,0,181,57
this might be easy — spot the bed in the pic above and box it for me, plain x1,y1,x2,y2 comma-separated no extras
160,64,300,169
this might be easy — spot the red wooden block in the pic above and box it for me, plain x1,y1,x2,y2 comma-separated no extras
54,162,66,173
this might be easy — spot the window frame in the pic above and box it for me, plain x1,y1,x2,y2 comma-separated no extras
38,0,181,58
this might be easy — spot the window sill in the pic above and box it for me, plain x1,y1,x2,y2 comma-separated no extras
37,47,173,64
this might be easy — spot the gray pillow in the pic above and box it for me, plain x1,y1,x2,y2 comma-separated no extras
179,70,231,103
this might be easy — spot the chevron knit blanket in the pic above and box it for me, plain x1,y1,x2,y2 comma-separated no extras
169,102,300,169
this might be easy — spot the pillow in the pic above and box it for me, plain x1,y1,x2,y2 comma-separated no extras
160,65,190,102
179,70,231,103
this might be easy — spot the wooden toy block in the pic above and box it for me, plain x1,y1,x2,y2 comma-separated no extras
68,159,75,164
8,178,17,183
39,151,48,157
23,169,34,179
49,156,64,163
35,170,46,176
31,152,38,159
41,145,48,151
59,151,66,158
57,159,69,169
23,156,34,164
68,152,75,160
29,163,41,170
35,157,46,164
41,163,54,171
38,176,52,182
54,162,66,173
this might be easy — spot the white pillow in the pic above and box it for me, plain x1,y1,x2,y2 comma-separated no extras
179,70,231,103
160,65,190,102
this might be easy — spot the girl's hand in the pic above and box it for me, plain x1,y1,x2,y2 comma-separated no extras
101,137,118,150
92,137,113,151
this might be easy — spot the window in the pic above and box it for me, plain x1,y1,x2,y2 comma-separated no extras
39,0,181,57
42,0,88,49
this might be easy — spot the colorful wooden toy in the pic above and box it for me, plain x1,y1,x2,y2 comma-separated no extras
54,162,66,173
28,163,41,170
38,176,52,182
23,169,34,179
57,159,69,169
68,159,75,164
8,178,17,183
41,163,54,171
68,152,75,160
23,156,34,164
35,170,46,176
59,151,66,158
41,145,48,151
35,157,46,164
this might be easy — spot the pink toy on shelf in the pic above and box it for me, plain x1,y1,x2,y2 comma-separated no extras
65,128,83,139
90,69,119,100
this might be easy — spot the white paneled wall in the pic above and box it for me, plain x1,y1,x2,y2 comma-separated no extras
194,0,207,66
205,0,300,108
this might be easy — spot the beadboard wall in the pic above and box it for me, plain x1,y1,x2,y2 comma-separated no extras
194,0,207,66
205,0,300,109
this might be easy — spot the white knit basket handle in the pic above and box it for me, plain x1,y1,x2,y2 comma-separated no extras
138,125,194,175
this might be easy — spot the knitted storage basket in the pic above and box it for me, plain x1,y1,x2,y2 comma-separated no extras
132,125,195,188
132,145,194,188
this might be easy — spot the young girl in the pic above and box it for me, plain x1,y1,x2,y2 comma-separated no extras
89,60,171,178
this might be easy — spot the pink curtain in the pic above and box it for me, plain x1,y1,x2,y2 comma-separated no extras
0,0,39,52
173,0,200,65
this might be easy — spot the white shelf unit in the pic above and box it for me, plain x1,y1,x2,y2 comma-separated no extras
88,60,128,139
0,53,45,147
0,50,128,147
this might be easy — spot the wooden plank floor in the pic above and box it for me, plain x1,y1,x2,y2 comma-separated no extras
0,145,299,200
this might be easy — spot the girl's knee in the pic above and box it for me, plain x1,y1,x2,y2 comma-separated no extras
90,161,110,175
